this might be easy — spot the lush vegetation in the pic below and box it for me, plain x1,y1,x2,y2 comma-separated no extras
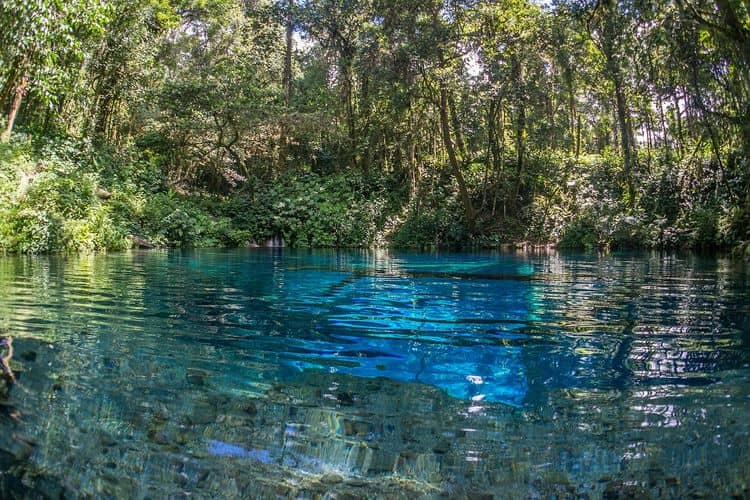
0,0,748,254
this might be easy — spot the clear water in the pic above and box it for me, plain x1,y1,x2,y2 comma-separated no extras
0,249,749,497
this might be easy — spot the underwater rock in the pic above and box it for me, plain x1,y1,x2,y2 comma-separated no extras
188,400,217,425
603,480,649,499
432,439,451,454
9,436,35,461
153,403,170,422
147,429,170,445
243,402,258,416
186,370,207,386
98,434,118,448
0,337,16,389
320,473,344,485
19,351,36,362
26,471,68,499
336,391,355,406
346,478,369,488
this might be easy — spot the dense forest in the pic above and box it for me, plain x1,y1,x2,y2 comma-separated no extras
0,0,748,253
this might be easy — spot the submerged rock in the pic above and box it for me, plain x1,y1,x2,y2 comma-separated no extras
603,480,649,499
432,439,451,454
186,369,208,387
336,391,355,406
243,402,258,416
147,430,170,445
19,351,36,362
320,472,344,484
187,400,217,425
98,434,118,448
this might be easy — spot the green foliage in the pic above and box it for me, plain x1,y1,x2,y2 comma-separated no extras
226,171,384,248
0,137,394,253
392,185,468,249
557,212,599,251
718,205,750,249
0,138,133,253
1,0,749,255
0,0,110,121
521,151,750,251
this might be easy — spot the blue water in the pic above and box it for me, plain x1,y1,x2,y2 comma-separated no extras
0,249,748,497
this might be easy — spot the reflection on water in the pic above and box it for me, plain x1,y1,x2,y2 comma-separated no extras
0,249,748,497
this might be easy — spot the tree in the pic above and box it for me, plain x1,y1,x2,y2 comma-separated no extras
0,0,108,142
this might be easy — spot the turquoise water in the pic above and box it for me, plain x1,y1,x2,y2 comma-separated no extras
0,249,748,497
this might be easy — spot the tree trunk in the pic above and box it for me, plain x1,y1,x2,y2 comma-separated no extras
483,98,498,207
511,56,526,210
1,74,28,143
407,98,418,197
565,66,577,155
595,0,637,208
714,0,750,69
430,6,475,228
448,93,466,160
280,0,294,169
439,84,475,227
689,65,732,198
283,0,294,108
612,69,636,209
340,56,356,169
673,92,685,157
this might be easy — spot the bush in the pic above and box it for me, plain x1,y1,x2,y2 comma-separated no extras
718,205,750,247
558,212,599,251
392,186,468,248
8,209,64,253
3,133,746,255
226,171,384,248
0,138,131,253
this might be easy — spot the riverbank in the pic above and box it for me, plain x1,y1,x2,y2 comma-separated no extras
1,135,748,256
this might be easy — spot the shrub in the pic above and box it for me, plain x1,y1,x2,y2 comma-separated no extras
558,212,599,251
10,209,64,253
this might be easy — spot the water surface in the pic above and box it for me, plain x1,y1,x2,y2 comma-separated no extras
0,249,748,497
